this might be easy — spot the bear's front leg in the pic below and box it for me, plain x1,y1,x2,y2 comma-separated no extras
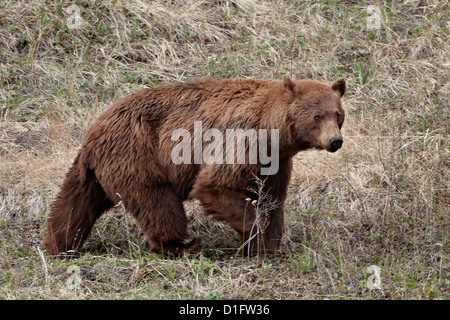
190,159,292,256
256,157,293,253
191,184,259,255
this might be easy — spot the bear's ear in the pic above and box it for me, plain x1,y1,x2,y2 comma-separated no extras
331,77,346,97
283,75,295,92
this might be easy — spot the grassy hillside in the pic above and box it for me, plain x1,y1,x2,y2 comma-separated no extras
0,0,448,299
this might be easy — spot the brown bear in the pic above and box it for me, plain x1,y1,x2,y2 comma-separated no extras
43,75,346,256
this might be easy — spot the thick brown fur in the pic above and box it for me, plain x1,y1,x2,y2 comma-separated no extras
43,76,346,256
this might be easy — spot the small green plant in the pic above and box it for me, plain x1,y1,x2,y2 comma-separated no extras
353,61,370,85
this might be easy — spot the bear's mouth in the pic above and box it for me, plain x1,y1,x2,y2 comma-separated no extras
314,145,341,152
326,144,341,153
327,147,339,153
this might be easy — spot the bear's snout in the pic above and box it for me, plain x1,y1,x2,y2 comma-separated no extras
328,135,343,152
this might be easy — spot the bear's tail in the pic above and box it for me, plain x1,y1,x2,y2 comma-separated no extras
43,153,113,256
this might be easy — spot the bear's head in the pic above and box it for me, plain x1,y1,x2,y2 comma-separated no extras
283,75,346,153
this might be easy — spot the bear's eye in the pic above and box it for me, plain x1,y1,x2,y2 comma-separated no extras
336,113,342,121
313,115,321,122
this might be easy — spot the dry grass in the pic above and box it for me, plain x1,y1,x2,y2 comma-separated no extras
0,0,448,299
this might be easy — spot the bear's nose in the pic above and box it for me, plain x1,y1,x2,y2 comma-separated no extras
329,135,343,149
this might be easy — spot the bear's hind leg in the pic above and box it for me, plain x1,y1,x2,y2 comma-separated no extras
129,186,200,255
43,158,113,256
